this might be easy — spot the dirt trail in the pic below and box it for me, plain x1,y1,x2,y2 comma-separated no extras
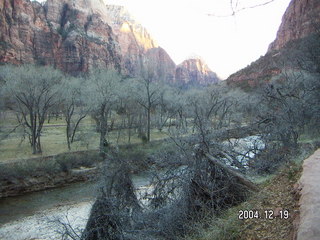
297,149,320,240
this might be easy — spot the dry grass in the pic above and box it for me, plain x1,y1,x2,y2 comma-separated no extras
0,113,168,163
183,150,311,240
237,162,301,240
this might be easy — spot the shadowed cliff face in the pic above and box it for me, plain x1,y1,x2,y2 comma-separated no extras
268,0,320,52
0,0,122,74
175,58,220,85
227,0,320,89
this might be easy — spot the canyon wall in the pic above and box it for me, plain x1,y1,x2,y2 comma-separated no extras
268,0,320,52
227,0,320,88
0,0,219,85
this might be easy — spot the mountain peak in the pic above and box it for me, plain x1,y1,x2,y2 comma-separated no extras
175,58,220,85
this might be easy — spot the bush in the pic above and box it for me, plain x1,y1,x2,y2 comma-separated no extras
0,157,61,180
0,151,102,180
56,151,101,172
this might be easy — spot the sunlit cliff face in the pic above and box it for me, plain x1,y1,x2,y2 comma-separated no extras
175,58,220,84
183,59,210,74
118,21,157,50
120,22,131,33
107,5,158,52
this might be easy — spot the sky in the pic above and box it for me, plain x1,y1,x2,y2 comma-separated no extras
105,0,292,79
37,0,292,79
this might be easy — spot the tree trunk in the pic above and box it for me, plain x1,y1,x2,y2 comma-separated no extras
147,107,151,142
66,120,71,151
99,124,107,155
36,135,42,154
31,113,37,154
204,152,258,192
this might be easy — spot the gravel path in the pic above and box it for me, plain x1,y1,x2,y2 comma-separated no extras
297,149,320,240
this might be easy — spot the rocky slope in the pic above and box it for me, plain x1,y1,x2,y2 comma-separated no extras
0,0,219,85
175,58,219,85
268,0,320,51
227,0,320,88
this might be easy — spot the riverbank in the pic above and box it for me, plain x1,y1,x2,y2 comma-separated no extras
0,199,94,239
0,139,173,199
0,173,152,239
0,150,102,198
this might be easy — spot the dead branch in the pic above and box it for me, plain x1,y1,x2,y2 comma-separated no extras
204,152,258,192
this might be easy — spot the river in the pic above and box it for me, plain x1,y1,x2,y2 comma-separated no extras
0,135,264,240
0,173,151,240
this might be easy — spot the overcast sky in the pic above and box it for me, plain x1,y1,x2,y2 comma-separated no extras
105,0,292,79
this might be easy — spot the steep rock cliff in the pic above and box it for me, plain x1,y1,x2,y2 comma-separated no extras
0,0,217,85
0,0,121,74
105,5,176,81
0,0,176,81
175,58,220,85
268,0,320,52
227,0,320,89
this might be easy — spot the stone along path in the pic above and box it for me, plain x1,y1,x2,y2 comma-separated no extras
297,149,320,240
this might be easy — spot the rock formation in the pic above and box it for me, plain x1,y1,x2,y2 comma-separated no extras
0,0,219,85
227,0,320,89
268,0,320,52
104,5,176,81
175,58,219,85
0,0,122,74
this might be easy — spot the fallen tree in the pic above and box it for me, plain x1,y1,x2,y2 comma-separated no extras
79,140,257,240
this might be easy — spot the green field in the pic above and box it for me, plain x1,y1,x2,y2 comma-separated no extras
0,111,168,163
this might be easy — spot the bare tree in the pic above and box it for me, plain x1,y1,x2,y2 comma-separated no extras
1,64,63,154
132,63,162,142
117,79,141,143
87,68,122,154
61,77,89,150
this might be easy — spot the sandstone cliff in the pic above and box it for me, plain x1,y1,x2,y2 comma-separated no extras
227,0,320,89
0,0,122,74
268,0,320,52
0,0,219,85
175,58,219,85
0,0,176,82
104,5,176,81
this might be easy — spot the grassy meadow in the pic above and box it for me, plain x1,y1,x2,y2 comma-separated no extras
0,111,168,163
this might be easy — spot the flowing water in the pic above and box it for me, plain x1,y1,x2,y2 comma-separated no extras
0,174,152,240
0,136,263,240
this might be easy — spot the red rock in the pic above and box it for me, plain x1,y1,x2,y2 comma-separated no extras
105,5,176,81
175,58,220,85
0,0,122,74
0,0,218,85
227,0,320,88
268,0,320,52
